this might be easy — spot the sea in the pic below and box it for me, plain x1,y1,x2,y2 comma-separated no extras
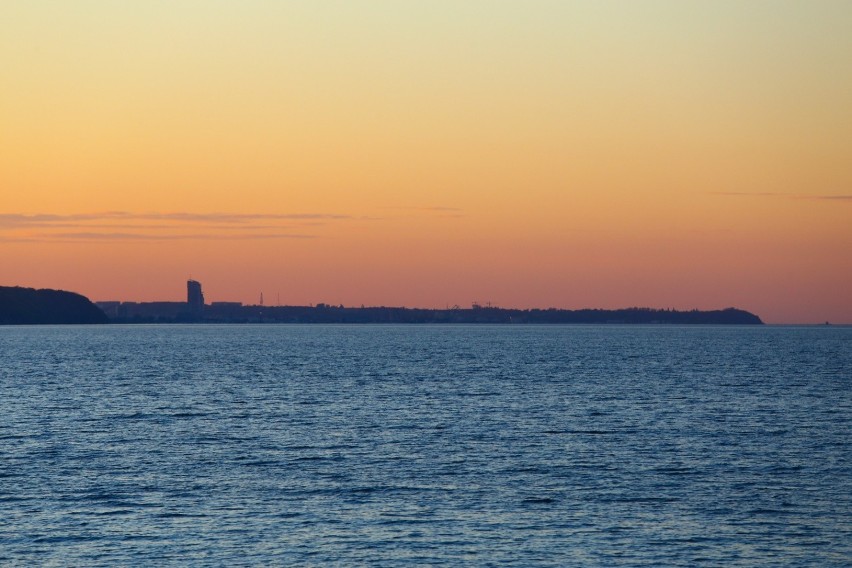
1,324,850,566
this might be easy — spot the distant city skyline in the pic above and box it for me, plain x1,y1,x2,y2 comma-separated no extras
2,2,851,324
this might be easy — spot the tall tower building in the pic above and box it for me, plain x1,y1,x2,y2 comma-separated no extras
187,279,204,315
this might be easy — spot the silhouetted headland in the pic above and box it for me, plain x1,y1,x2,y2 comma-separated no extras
1,282,763,325
0,286,108,324
98,301,763,325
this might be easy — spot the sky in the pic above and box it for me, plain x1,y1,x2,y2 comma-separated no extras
1,1,850,323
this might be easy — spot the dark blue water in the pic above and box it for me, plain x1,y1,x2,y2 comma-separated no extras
1,325,850,566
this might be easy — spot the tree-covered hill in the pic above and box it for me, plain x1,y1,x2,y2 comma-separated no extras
0,286,108,324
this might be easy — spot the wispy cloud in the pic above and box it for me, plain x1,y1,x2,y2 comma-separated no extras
46,232,314,241
381,205,464,213
711,192,852,201
0,208,458,242
0,236,40,243
710,191,783,197
382,206,463,212
378,205,466,219
0,211,351,228
0,211,350,242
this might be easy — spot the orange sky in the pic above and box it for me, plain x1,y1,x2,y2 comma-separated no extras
1,1,851,323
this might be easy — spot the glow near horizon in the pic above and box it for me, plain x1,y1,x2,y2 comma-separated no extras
1,1,850,323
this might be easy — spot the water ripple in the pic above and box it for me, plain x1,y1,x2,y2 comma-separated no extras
1,324,850,566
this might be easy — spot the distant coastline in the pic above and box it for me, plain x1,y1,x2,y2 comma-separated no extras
1,285,763,325
99,302,763,325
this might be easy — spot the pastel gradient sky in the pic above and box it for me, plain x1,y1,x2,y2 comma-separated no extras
2,1,850,323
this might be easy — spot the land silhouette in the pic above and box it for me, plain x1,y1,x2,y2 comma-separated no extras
0,286,108,324
189,304,763,324
2,284,763,325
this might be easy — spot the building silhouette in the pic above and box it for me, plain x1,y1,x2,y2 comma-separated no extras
187,279,204,316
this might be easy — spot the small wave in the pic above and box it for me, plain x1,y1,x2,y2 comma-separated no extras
292,455,346,463
155,511,209,519
108,411,161,421
241,460,281,467
0,495,31,503
376,517,437,526
599,495,678,504
93,509,135,516
272,512,301,519
32,535,95,545
654,466,701,476
505,465,549,475
746,507,797,516
170,411,211,418
78,491,131,502
521,496,559,505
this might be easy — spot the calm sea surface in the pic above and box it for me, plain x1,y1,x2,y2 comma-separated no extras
1,325,850,566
